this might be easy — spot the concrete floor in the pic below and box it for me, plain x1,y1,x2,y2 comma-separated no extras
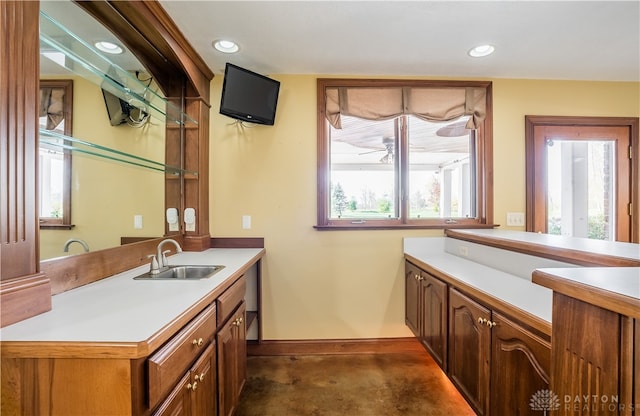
236,352,476,416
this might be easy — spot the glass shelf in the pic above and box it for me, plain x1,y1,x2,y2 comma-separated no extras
39,11,196,126
39,129,198,176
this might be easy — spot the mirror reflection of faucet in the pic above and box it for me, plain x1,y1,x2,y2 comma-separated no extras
63,238,90,253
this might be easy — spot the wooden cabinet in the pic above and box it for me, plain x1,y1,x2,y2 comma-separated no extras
490,312,550,416
448,288,491,415
153,342,216,416
215,275,248,416
421,272,448,370
405,261,448,370
148,304,217,410
405,261,421,336
217,302,247,416
550,293,636,416
406,260,551,416
448,288,551,416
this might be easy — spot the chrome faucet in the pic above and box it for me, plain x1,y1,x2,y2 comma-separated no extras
63,238,90,253
156,238,183,269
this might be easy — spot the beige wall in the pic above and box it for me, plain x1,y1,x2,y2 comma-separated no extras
209,75,639,340
40,76,165,260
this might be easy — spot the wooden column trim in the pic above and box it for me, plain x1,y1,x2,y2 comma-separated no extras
181,97,211,251
1,0,52,327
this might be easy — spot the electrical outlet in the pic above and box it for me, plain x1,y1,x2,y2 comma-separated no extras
458,245,469,256
506,212,525,226
242,215,251,230
134,215,143,229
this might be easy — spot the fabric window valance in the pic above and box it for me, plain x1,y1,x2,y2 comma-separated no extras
325,86,486,130
39,87,66,130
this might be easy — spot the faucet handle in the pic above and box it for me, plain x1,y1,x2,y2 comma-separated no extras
161,250,172,267
147,254,160,275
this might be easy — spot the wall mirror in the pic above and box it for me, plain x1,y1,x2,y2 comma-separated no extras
38,1,178,260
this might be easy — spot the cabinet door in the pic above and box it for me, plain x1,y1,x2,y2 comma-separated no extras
405,261,422,337
490,312,550,416
236,305,247,399
421,272,448,370
448,288,491,416
191,343,216,416
152,373,191,416
217,303,247,416
217,314,236,416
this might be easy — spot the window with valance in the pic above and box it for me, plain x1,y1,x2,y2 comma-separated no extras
39,79,73,228
316,78,493,229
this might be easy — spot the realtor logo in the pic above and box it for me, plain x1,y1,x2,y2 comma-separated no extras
530,389,561,415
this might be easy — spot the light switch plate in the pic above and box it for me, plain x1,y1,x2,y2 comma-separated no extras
506,212,525,226
184,208,195,232
134,215,143,229
242,215,251,229
166,208,179,231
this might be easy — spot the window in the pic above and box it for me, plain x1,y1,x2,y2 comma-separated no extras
39,80,73,229
525,116,639,242
316,79,493,229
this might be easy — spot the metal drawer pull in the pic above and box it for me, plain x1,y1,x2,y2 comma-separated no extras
192,337,203,347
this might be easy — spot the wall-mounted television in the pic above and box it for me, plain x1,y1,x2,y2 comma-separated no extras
101,89,133,126
219,63,280,125
100,66,149,127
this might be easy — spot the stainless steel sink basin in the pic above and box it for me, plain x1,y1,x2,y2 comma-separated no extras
133,265,224,280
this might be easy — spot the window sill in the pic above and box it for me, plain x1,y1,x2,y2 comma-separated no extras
314,223,498,231
40,223,75,230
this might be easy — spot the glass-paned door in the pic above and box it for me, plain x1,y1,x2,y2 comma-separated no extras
527,122,632,242
546,139,616,240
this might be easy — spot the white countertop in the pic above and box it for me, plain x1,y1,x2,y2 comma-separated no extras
535,267,640,300
449,229,640,262
0,248,263,344
404,237,553,324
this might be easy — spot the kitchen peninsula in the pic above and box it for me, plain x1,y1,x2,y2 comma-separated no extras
404,229,640,416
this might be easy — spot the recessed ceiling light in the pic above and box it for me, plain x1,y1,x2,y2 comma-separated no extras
213,39,239,54
468,44,495,58
94,41,123,55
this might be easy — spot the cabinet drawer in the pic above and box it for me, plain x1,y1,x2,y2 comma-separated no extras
148,303,217,409
217,275,246,326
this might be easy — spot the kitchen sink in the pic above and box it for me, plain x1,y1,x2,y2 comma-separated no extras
133,265,225,280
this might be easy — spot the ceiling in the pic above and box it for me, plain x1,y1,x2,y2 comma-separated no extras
157,1,640,81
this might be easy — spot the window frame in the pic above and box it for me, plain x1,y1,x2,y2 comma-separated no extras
39,79,73,229
316,78,494,230
524,115,639,243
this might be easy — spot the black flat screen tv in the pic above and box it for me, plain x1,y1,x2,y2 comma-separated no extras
219,63,280,125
